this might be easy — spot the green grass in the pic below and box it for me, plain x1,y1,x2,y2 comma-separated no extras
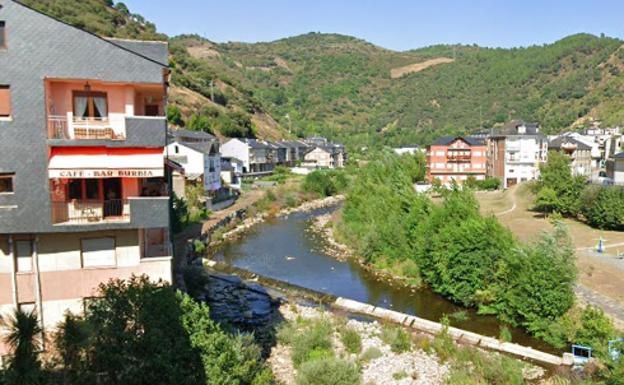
339,326,362,354
379,324,411,353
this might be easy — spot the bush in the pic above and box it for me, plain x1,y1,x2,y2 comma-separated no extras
380,325,411,353
339,327,362,354
302,170,338,197
359,346,382,362
296,357,361,385
582,185,624,230
290,319,334,367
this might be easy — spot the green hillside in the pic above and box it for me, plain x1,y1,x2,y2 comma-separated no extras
179,33,624,147
19,0,624,147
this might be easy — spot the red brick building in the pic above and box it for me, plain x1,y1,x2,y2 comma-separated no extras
426,136,487,185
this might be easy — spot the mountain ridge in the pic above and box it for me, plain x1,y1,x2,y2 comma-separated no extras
16,1,624,147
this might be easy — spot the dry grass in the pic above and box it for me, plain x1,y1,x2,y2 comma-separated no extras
476,183,624,308
390,57,455,78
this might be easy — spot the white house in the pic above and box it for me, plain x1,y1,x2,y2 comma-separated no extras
487,121,548,188
220,138,275,174
220,156,244,190
166,129,221,194
393,145,420,155
606,152,624,185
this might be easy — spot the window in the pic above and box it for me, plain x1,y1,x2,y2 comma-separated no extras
15,240,33,273
81,237,116,268
0,85,11,118
0,21,6,49
67,179,104,201
73,91,108,119
0,173,14,193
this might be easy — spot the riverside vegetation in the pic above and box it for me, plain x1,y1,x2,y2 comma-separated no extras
0,276,273,385
533,150,624,230
334,151,624,383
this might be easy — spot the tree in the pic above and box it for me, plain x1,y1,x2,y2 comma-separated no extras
534,187,559,217
187,114,212,134
582,186,624,230
1,309,43,385
535,151,585,216
166,105,184,127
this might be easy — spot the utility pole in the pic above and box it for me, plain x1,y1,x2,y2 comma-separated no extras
453,46,456,60
210,79,215,101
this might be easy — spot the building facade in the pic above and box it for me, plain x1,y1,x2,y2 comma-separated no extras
426,136,487,185
548,136,593,177
486,121,548,188
0,0,172,355
167,129,221,195
220,138,275,174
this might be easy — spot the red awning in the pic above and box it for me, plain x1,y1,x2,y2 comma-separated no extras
49,147,164,178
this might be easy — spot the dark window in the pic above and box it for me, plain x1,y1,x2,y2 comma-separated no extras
85,179,100,200
68,180,83,200
0,21,6,49
145,104,160,116
0,173,14,193
0,85,10,117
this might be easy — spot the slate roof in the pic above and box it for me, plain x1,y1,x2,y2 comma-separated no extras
182,141,217,154
431,136,485,146
548,136,592,151
242,138,271,149
497,120,541,136
105,38,168,66
168,128,216,141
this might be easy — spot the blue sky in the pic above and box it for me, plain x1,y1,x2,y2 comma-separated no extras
124,0,624,51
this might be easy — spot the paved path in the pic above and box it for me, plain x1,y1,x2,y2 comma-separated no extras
575,284,624,326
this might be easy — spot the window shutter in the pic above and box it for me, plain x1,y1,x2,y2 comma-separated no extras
0,86,11,117
81,238,116,267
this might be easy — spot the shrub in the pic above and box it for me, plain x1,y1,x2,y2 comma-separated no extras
582,185,624,230
432,319,456,362
359,346,382,362
303,171,338,197
296,357,361,385
339,327,362,354
290,319,334,367
380,325,411,353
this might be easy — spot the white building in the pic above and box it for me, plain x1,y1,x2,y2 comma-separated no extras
167,129,221,194
220,138,275,174
393,145,420,156
487,121,548,188
220,156,244,190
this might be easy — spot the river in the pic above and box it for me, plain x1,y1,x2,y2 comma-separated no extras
212,205,558,354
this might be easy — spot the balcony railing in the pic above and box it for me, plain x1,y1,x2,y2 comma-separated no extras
51,199,130,224
447,153,471,162
48,115,126,140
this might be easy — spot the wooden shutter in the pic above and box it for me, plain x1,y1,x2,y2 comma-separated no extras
0,86,10,117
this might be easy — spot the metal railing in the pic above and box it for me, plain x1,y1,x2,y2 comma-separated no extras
47,115,126,140
51,199,129,224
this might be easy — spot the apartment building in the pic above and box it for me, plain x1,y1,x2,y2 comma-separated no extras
0,0,172,354
426,136,487,185
486,121,548,188
548,136,593,177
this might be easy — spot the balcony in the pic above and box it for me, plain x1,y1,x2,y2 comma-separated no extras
48,115,166,148
447,153,471,162
51,197,169,229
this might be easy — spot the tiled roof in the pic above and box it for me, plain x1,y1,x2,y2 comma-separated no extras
431,136,485,146
548,136,592,151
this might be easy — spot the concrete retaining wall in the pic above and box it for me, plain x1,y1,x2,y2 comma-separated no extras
334,297,574,367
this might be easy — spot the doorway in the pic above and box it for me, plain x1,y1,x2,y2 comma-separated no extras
103,178,122,217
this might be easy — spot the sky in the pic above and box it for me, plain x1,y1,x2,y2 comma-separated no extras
124,0,624,51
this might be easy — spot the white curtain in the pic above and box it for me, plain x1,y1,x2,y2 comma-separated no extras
74,96,88,118
93,96,107,118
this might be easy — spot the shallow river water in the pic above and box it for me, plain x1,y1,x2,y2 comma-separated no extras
213,205,558,354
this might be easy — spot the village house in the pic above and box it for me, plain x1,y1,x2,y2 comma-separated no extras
220,138,275,174
548,136,593,177
166,128,221,196
393,145,421,156
486,121,548,188
302,143,347,168
220,156,244,190
0,0,172,355
426,136,487,185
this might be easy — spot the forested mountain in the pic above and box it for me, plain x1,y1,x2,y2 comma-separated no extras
19,0,624,147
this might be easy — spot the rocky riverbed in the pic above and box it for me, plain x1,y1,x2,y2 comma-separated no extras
269,303,450,385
